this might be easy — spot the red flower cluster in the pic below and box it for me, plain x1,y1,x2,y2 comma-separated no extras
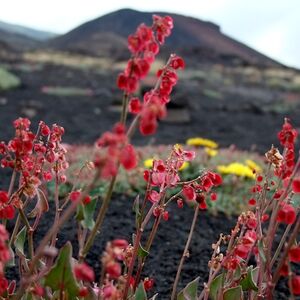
0,225,10,295
101,239,128,280
74,262,95,282
118,15,173,94
144,145,195,193
276,119,297,179
0,190,14,219
0,118,68,199
128,55,184,136
182,171,222,210
276,203,296,225
95,123,137,178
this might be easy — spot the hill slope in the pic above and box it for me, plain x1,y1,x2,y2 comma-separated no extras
0,20,57,40
49,8,280,67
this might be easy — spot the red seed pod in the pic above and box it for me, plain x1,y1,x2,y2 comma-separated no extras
292,178,300,193
210,192,217,201
289,246,300,262
292,275,300,295
177,198,184,208
78,287,89,297
74,263,95,282
162,211,169,221
144,277,154,290
248,198,256,206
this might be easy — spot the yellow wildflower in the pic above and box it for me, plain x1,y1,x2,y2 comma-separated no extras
186,137,218,149
179,161,189,171
204,147,218,157
217,162,255,179
245,159,262,173
143,158,154,168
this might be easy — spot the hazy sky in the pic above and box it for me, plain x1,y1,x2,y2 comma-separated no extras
0,0,299,68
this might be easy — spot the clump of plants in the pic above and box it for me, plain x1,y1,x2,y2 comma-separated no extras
0,15,299,300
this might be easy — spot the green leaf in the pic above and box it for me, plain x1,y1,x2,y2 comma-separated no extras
258,240,266,263
7,246,15,267
44,242,79,298
82,198,97,230
209,274,224,300
241,266,258,291
76,204,84,222
223,286,243,300
177,277,199,300
14,226,26,257
137,243,149,259
134,282,147,300
132,234,149,259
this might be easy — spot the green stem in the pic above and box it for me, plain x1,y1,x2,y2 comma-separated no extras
122,228,143,300
79,175,117,261
13,174,98,300
18,208,34,258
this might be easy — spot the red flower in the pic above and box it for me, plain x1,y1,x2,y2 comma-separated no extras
279,261,289,277
182,185,196,201
78,287,89,297
170,56,185,69
144,277,154,290
70,191,81,202
277,204,296,225
177,198,184,208
32,285,44,297
120,144,137,170
129,97,142,114
148,190,160,203
105,262,121,279
0,191,8,204
74,263,95,282
112,239,128,249
0,277,8,295
235,244,249,259
162,211,169,221
291,276,300,295
278,119,298,147
210,193,217,201
289,246,300,263
292,178,300,193
248,198,256,206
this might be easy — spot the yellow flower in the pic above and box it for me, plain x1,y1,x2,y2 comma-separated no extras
186,137,218,149
204,147,218,157
144,158,154,168
179,161,189,171
245,159,262,173
217,162,255,179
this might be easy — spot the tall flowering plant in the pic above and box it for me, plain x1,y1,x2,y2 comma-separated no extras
175,119,300,300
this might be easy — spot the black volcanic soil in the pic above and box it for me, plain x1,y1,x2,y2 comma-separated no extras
4,192,291,299
0,61,299,154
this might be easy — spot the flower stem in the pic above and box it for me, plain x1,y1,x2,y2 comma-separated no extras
171,204,199,300
79,175,117,261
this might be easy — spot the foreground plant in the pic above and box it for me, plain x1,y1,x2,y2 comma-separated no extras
0,14,186,300
176,119,300,299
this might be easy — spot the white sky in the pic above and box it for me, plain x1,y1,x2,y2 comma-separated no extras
0,0,299,68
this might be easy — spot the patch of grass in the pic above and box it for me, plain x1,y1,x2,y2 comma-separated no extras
64,144,266,216
41,86,94,97
0,67,21,90
202,88,222,99
24,50,113,70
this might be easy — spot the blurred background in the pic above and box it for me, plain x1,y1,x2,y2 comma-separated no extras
0,0,299,152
